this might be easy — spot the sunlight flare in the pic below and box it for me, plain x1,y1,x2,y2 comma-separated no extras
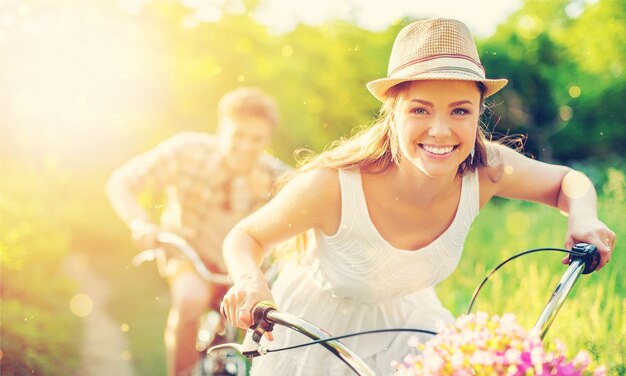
69,293,93,317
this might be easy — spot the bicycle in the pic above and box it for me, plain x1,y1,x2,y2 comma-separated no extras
132,232,248,376
208,242,601,376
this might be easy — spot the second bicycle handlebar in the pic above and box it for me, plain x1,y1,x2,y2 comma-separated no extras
132,231,232,286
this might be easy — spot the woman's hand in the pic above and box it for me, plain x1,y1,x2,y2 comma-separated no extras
563,216,616,271
221,275,275,340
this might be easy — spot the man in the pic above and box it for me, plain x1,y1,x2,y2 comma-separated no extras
106,87,289,376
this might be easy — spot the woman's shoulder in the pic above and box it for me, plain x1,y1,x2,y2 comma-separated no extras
284,168,342,235
294,167,341,193
477,142,519,204
480,142,506,183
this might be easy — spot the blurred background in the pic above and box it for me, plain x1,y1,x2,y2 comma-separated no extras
1,0,624,374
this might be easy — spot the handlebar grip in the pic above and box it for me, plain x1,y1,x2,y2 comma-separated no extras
568,243,599,274
250,301,277,342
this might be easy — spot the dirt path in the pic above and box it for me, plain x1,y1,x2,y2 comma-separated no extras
65,253,138,376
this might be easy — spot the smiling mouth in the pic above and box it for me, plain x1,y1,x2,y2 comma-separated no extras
420,144,458,155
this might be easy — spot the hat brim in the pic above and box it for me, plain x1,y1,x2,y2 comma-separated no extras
366,74,508,102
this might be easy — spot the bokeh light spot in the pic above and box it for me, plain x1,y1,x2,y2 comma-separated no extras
237,74,245,82
559,106,573,121
198,329,211,342
70,293,93,317
562,171,591,199
568,85,581,98
505,211,530,236
121,351,132,360
121,323,130,332
281,45,293,57
517,15,543,39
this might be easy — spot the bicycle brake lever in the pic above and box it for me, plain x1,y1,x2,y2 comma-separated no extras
205,330,267,358
209,303,278,358
241,329,266,357
568,243,599,274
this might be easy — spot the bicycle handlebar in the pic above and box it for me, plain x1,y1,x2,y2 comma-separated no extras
132,231,232,286
207,243,601,376
209,302,376,376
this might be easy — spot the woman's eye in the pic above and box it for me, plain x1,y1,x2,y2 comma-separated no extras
410,107,428,115
452,108,470,116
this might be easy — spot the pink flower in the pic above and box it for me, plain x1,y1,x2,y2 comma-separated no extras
393,312,606,376
593,365,607,376
573,351,591,369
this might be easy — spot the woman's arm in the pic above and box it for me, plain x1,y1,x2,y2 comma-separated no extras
483,143,615,269
221,168,341,329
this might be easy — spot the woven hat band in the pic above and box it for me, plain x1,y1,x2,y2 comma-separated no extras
390,55,485,80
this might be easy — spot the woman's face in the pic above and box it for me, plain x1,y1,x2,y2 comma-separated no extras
394,80,481,178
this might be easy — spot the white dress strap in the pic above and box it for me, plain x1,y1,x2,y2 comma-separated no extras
336,169,366,229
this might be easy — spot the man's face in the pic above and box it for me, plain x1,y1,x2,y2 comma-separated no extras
218,115,274,173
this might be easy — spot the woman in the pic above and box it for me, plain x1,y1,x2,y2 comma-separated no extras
220,18,615,375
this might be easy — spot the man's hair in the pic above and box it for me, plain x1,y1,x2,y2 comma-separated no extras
217,87,279,127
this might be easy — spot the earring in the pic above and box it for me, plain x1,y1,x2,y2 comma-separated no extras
470,147,475,165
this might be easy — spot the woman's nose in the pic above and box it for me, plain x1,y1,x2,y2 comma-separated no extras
428,117,452,138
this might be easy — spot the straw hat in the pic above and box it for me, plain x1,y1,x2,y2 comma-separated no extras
366,18,508,101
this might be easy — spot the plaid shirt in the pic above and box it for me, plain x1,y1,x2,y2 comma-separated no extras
118,132,290,270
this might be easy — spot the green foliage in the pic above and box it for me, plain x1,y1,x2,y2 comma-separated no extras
480,0,626,162
2,300,80,375
0,169,81,375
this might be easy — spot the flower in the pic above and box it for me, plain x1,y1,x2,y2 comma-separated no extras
393,312,606,376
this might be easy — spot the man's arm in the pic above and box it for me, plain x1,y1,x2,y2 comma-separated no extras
106,134,187,248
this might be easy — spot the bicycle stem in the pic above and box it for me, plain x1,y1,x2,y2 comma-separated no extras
532,258,585,339
533,243,599,339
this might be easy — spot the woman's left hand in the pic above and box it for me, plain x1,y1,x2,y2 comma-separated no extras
562,216,616,271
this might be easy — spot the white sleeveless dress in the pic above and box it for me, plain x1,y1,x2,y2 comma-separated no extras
251,168,480,375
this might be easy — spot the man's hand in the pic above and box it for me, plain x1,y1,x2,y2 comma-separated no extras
130,219,161,250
